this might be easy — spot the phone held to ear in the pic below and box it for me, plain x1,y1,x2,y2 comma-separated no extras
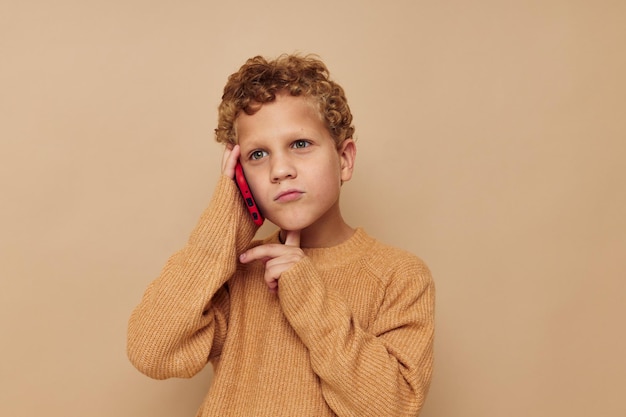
234,161,264,226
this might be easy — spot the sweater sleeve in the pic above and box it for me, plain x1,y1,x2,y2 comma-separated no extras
277,255,435,417
127,175,258,380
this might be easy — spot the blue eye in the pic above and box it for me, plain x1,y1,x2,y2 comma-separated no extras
250,150,268,160
292,140,310,149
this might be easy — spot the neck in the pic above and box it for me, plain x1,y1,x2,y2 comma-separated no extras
281,207,354,248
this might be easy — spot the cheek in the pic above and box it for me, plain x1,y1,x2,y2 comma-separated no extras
249,179,264,199
245,175,267,206
308,163,342,196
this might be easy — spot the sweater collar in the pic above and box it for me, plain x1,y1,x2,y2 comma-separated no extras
263,227,374,269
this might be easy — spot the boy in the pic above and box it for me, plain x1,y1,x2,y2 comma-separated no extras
127,54,435,416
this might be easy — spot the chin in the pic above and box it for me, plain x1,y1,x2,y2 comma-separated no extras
267,215,314,232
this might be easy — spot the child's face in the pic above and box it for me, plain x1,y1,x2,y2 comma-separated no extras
236,93,355,234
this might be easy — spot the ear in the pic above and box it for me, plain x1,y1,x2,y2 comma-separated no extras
338,138,357,183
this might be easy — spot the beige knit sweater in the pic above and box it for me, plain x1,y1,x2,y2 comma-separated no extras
127,176,435,417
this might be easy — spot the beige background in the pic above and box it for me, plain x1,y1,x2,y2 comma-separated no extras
1,1,624,416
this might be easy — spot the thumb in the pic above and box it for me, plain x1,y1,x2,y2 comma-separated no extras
284,230,301,247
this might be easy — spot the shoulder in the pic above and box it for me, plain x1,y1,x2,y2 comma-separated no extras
360,233,433,288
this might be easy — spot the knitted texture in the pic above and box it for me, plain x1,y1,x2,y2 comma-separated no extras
127,175,435,417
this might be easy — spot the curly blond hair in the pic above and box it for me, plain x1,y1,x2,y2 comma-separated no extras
215,54,355,146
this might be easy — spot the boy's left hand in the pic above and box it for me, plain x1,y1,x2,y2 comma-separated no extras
239,230,303,293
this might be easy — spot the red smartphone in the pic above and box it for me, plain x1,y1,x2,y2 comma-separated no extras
234,161,264,226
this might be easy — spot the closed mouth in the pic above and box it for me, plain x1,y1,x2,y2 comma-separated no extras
274,189,304,202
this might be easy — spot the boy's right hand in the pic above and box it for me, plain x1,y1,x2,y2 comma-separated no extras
221,144,240,179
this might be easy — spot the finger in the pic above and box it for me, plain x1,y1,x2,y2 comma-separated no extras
263,255,302,287
239,244,288,263
221,144,240,178
240,243,302,264
267,278,278,293
263,260,295,291
284,229,301,247
221,143,233,172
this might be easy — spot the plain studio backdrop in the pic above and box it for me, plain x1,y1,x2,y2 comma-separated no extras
1,1,624,416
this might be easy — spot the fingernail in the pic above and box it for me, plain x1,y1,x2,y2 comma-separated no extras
239,253,246,262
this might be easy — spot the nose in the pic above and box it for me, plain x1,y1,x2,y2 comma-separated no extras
270,153,296,183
